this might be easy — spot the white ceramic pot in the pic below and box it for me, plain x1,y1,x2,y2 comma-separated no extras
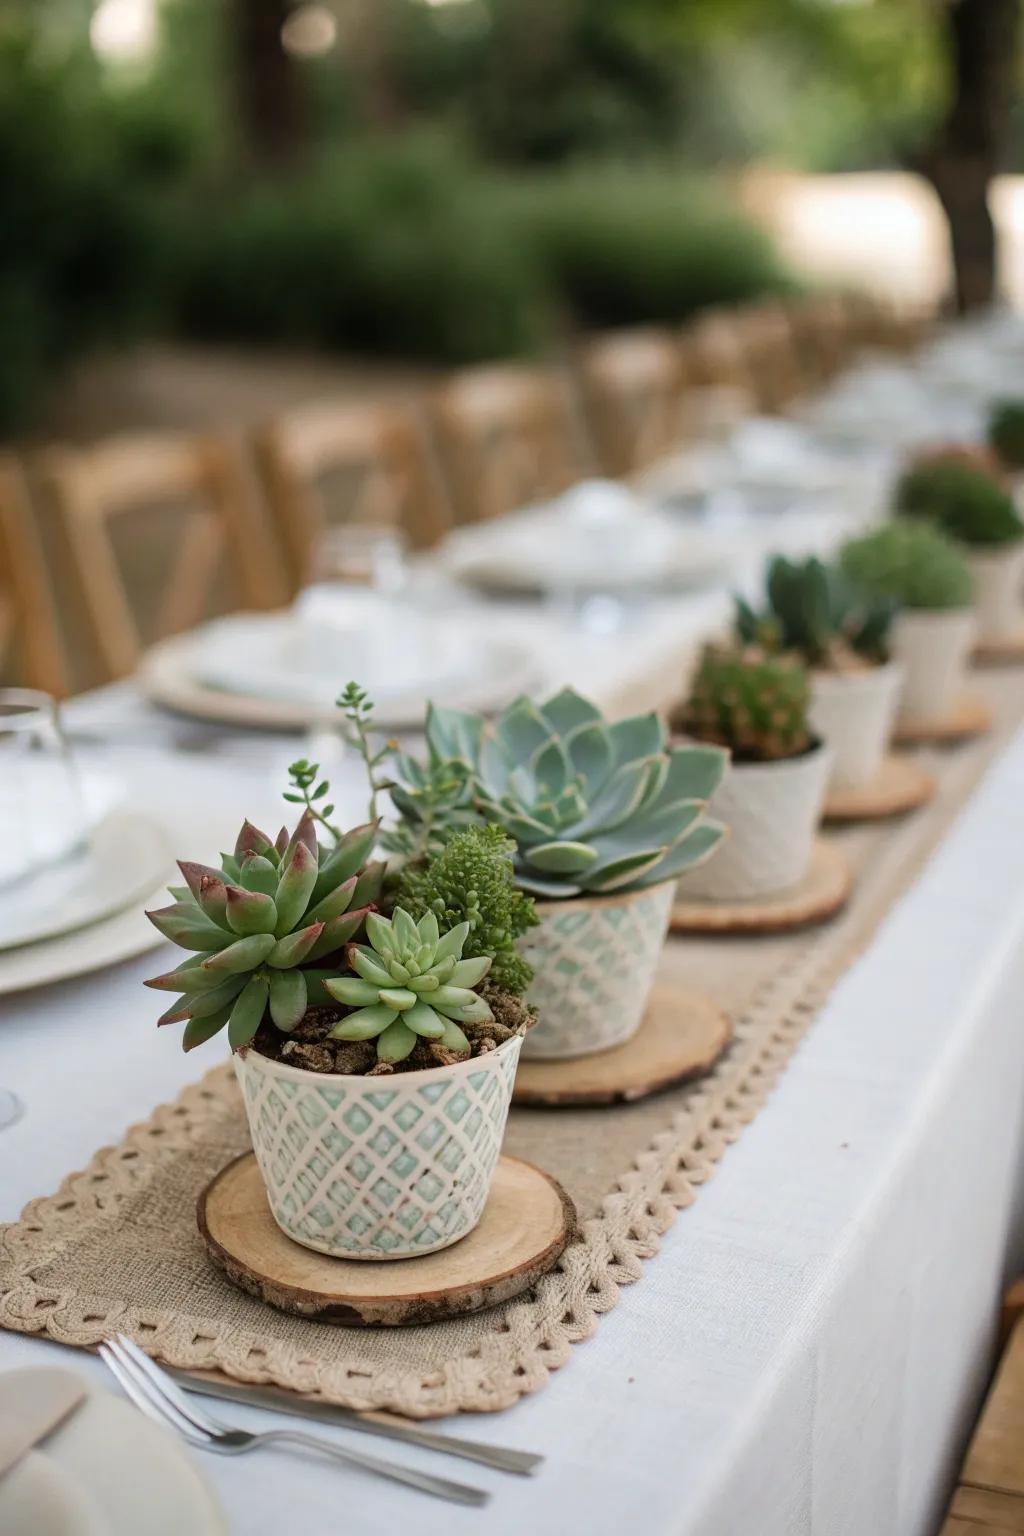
891,609,976,722
234,1033,522,1260
522,880,674,1061
677,741,831,901
966,545,1024,642
809,663,903,792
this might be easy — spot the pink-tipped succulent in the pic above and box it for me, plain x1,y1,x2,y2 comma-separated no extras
144,811,383,1051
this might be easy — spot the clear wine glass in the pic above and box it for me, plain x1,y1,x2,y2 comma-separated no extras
0,688,84,1133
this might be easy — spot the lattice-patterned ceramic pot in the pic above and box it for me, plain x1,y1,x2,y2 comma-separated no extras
521,880,674,1061
234,1034,523,1260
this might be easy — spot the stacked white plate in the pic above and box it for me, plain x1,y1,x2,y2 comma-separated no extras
441,480,736,596
0,769,174,996
140,588,543,730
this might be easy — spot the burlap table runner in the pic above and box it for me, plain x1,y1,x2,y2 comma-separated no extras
2,672,1021,1419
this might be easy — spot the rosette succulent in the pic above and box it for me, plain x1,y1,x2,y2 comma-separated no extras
324,909,493,1062
735,554,894,669
145,812,383,1051
390,687,728,898
677,643,812,762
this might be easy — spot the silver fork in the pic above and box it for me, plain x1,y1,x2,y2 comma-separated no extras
99,1336,488,1507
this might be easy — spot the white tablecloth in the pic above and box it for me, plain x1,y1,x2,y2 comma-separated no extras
3,699,1024,1535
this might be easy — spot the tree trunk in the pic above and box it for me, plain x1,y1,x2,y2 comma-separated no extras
924,0,1020,313
229,0,305,169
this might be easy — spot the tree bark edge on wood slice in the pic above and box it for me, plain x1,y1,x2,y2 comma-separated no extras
198,1153,577,1327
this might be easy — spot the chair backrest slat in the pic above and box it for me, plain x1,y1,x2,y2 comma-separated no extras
432,365,584,525
45,432,282,682
579,329,685,477
0,456,68,696
255,400,450,593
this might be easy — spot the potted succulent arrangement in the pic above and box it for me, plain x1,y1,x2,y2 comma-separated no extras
988,399,1024,473
670,644,829,900
145,700,539,1260
735,555,898,792
840,520,974,724
896,457,1024,645
385,688,728,1061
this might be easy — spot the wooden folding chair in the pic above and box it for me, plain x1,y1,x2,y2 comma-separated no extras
578,329,686,477
45,431,283,682
729,302,807,414
254,399,451,593
0,455,68,696
431,365,585,525
784,293,855,385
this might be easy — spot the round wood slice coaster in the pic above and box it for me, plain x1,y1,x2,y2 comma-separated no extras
512,988,730,1108
893,694,992,746
198,1153,576,1327
670,838,852,936
823,755,935,822
974,628,1024,665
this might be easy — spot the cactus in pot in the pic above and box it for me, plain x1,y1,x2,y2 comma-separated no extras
388,687,729,1060
896,456,1024,644
735,554,900,792
840,521,975,724
673,645,830,900
148,737,535,1261
988,399,1024,469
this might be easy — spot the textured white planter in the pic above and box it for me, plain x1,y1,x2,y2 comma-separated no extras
234,1034,522,1260
966,545,1024,642
522,880,674,1061
677,741,831,901
891,609,975,722
809,663,903,792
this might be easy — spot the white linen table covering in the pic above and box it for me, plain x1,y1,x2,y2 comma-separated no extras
3,682,1024,1535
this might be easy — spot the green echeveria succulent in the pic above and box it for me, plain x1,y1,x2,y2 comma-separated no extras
678,643,812,763
735,554,894,668
324,908,493,1063
145,811,383,1051
840,520,973,611
391,687,728,899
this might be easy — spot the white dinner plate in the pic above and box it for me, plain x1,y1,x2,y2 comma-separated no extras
139,623,542,730
0,811,172,953
0,1369,225,1536
0,887,166,995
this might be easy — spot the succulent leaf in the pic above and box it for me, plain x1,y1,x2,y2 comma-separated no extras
377,1018,418,1062
182,1009,233,1052
145,903,227,952
235,821,274,862
329,1004,397,1040
238,855,279,898
273,838,318,935
225,886,278,937
305,873,357,926
266,921,324,969
268,969,306,1031
228,976,269,1050
201,932,276,973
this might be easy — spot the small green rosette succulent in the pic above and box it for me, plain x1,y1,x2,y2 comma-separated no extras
145,811,383,1051
324,908,493,1063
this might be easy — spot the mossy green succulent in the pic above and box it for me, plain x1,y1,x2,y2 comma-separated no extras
677,643,812,763
896,459,1023,547
840,520,973,611
989,399,1024,468
397,824,538,997
324,908,493,1063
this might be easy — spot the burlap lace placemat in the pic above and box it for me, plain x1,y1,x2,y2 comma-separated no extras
2,673,1021,1419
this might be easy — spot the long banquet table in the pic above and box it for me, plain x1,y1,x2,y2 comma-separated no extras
3,637,1024,1534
